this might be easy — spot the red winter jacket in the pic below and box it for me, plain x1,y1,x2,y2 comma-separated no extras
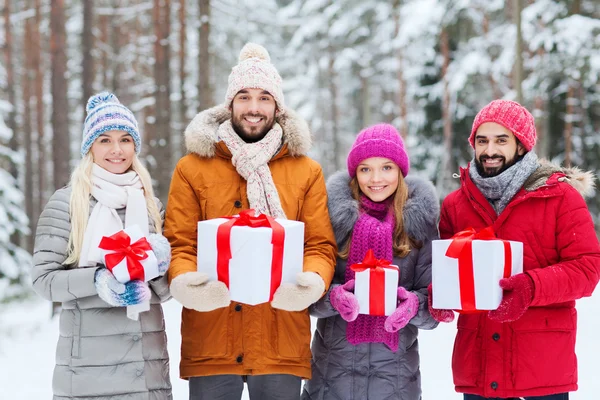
440,161,600,398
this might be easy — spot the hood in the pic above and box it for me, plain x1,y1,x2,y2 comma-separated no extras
523,159,596,198
326,171,440,248
183,105,312,157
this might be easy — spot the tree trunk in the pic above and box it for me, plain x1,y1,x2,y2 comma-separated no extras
50,0,71,190
23,16,34,253
100,14,109,88
438,27,453,196
34,0,45,226
563,84,576,167
514,0,523,103
152,0,172,204
328,45,341,171
82,0,94,117
198,0,212,110
110,0,121,93
3,0,18,180
393,0,407,138
178,0,187,156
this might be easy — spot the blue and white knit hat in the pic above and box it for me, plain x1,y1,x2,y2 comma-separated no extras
81,92,141,157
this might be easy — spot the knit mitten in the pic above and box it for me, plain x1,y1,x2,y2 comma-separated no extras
94,268,151,307
146,233,171,275
330,280,360,322
427,284,455,323
488,273,534,323
170,272,231,312
384,287,419,332
271,272,325,312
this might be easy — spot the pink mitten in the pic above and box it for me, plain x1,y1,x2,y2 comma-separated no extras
330,280,360,322
427,284,455,323
384,287,419,332
488,273,534,323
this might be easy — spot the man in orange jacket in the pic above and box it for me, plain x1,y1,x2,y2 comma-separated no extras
164,43,337,400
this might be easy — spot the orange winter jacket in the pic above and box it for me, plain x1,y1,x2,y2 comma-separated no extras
165,105,337,379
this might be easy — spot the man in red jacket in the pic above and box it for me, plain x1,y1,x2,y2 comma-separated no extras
430,99,600,400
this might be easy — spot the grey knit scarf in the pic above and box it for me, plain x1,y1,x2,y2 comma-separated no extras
469,151,539,215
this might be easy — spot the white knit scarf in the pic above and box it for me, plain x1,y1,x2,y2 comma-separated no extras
79,164,149,268
218,120,287,219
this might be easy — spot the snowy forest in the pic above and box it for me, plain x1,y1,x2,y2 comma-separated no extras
0,0,599,303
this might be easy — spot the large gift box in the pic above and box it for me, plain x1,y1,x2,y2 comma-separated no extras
197,209,304,306
432,227,523,311
352,249,399,316
99,225,159,284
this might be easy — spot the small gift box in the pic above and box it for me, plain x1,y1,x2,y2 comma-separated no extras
352,249,400,316
197,209,305,306
432,227,523,311
98,225,159,284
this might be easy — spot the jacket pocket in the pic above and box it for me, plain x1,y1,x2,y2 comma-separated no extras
182,307,232,358
71,306,82,358
511,307,577,390
270,308,311,359
452,314,483,388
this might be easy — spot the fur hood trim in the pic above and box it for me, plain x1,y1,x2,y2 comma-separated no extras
326,171,440,248
184,105,312,157
524,159,596,198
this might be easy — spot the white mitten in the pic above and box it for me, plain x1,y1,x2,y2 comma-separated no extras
170,272,231,312
271,271,325,311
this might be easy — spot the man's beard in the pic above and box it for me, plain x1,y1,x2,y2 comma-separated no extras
231,112,275,143
475,149,524,178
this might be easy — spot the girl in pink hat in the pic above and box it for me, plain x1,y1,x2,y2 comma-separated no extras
302,123,440,400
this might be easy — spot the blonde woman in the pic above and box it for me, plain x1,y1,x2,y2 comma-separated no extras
32,92,172,399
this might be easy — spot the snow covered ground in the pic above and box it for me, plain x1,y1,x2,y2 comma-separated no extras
2,292,599,399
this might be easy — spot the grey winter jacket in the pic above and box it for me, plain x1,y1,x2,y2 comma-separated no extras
31,187,172,400
302,172,440,400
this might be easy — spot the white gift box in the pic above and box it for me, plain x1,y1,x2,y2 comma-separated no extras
432,239,523,311
197,216,305,306
100,225,159,284
354,265,399,316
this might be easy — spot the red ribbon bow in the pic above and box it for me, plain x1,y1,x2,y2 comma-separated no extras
99,230,153,281
350,249,399,316
445,227,512,312
216,209,285,301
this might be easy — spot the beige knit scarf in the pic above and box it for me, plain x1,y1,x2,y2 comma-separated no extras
218,120,287,219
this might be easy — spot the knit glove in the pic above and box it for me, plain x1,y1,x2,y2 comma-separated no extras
330,280,360,322
170,272,231,312
146,233,171,275
384,287,419,332
488,273,534,323
94,268,151,307
271,272,325,312
427,284,455,323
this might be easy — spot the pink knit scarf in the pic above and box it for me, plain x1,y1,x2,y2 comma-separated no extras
345,195,398,351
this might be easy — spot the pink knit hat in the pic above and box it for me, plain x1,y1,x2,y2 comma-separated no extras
347,124,410,178
224,43,285,112
469,99,537,151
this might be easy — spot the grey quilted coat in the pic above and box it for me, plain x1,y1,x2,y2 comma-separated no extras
31,187,172,400
302,172,440,400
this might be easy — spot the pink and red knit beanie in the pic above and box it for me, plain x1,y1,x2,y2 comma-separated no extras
469,99,537,151
347,124,410,178
225,43,285,112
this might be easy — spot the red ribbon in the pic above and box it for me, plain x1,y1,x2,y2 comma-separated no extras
445,227,512,312
216,209,285,301
99,230,153,281
350,249,399,316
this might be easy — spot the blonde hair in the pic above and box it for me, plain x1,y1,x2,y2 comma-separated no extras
339,171,419,260
64,153,163,265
